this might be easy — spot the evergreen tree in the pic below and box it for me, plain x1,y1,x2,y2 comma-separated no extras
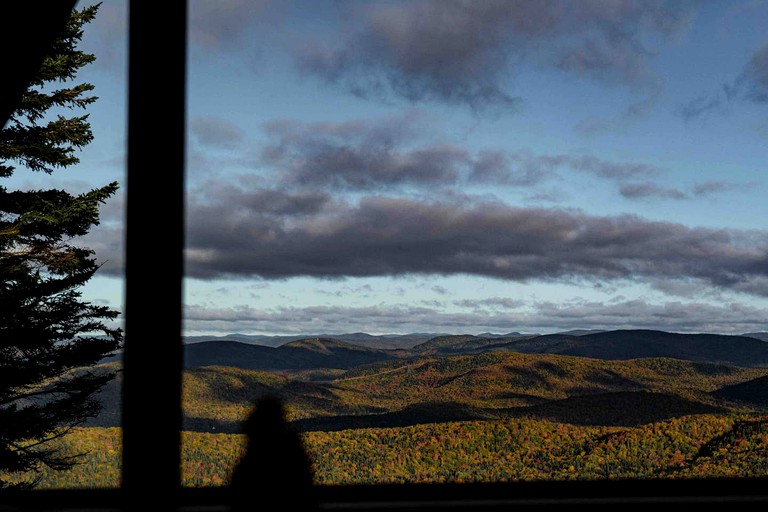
0,4,122,489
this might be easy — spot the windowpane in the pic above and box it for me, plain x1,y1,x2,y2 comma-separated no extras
178,0,768,489
0,0,127,489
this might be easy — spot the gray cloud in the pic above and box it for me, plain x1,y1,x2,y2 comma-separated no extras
80,0,128,70
506,151,661,182
678,90,732,121
297,0,696,110
692,181,737,196
189,0,272,50
646,277,724,299
183,298,768,336
431,285,449,295
261,116,663,190
741,40,768,103
190,117,246,150
261,117,504,189
680,40,768,120
566,155,661,180
620,182,688,200
185,193,768,297
69,187,125,276
620,181,742,200
288,143,468,189
191,180,334,217
82,222,124,276
529,298,768,334
469,152,525,185
454,297,526,310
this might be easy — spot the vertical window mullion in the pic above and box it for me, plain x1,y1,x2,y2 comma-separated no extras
123,0,187,503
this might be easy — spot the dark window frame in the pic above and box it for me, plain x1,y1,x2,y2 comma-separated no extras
2,1,768,509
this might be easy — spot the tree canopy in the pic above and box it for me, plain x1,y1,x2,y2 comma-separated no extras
0,4,122,489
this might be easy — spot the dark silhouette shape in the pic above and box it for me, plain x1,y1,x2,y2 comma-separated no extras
230,395,316,511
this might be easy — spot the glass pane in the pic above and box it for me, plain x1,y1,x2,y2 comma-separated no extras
0,1,126,489
182,0,768,488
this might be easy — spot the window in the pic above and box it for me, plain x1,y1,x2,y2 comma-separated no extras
3,1,768,509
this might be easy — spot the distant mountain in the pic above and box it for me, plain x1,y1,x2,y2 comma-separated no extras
743,332,768,342
183,337,399,370
412,334,537,356
496,330,768,367
183,332,439,349
476,332,533,338
180,329,768,368
90,350,768,432
184,334,308,348
324,332,441,349
556,329,607,336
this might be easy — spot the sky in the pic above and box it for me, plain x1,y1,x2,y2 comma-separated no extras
24,0,768,336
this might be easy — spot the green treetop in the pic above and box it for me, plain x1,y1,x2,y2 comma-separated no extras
0,3,122,489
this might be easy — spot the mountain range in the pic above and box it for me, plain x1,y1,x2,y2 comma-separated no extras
89,328,768,436
183,329,768,370
182,331,532,349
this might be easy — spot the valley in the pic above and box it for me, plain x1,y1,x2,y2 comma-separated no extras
32,329,768,487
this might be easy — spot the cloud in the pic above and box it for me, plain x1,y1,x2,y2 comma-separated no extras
190,117,246,150
185,193,768,297
692,181,738,196
646,277,723,299
82,222,124,276
191,180,335,217
189,0,272,50
262,116,512,189
528,298,768,333
66,187,125,276
260,115,664,190
183,298,768,336
741,40,768,103
619,182,688,200
296,0,697,110
680,40,768,120
80,0,128,70
297,0,526,111
288,143,469,189
678,90,732,121
504,151,661,182
565,155,661,180
620,181,742,200
453,297,526,310
469,151,527,185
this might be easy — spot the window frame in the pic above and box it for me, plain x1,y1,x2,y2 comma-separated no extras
1,1,768,509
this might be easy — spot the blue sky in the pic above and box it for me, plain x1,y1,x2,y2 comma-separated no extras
39,0,768,336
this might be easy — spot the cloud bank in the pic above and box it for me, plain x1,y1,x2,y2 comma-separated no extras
183,298,768,336
184,191,768,297
297,0,697,110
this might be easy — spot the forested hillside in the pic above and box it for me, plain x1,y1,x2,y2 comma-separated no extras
25,329,768,489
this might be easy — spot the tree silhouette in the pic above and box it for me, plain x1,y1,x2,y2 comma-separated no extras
0,4,121,489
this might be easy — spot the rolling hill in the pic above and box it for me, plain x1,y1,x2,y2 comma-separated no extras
87,329,768,435
711,375,768,408
434,329,768,367
151,350,768,432
183,337,400,370
183,329,768,369
412,334,537,356
183,332,440,349
507,390,728,427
